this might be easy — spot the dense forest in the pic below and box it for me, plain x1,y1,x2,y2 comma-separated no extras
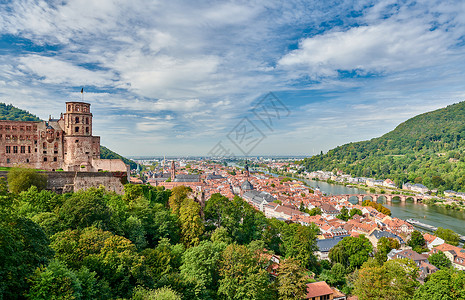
0,103,41,121
300,101,465,193
0,102,137,170
1,170,464,299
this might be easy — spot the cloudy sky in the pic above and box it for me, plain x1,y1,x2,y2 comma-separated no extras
1,0,465,157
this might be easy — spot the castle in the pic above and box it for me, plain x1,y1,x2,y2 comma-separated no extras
0,101,128,173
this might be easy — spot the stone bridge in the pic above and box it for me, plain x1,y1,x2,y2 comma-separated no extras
341,194,423,204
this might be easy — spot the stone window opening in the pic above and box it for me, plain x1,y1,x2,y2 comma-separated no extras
20,146,25,153
43,142,46,148
6,158,10,163
28,146,31,153
75,116,79,123
86,127,89,134
75,126,79,133
43,157,47,162
5,146,10,153
86,117,89,124
53,157,57,162
13,146,18,153
26,159,29,163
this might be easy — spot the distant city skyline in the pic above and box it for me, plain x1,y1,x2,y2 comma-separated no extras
1,1,465,156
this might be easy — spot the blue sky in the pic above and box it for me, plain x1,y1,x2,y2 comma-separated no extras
1,0,465,156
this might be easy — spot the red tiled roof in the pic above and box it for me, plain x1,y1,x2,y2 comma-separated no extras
305,281,333,298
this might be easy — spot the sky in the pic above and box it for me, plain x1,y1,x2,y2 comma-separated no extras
1,0,465,157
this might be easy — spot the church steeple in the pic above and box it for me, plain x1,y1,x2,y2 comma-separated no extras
171,160,176,180
244,159,250,177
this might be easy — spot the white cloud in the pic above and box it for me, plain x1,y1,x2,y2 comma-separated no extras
278,19,456,77
17,55,115,86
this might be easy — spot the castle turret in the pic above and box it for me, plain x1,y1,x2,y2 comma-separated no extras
63,102,100,171
64,102,92,136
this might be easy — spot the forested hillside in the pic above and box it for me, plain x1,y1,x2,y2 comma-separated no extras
300,101,465,192
0,103,41,121
0,102,136,169
0,178,322,299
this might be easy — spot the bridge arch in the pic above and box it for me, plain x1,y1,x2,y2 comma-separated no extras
376,195,387,204
391,196,401,203
362,195,373,202
348,195,359,204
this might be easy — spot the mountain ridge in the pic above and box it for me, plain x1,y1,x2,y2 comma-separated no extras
300,101,465,192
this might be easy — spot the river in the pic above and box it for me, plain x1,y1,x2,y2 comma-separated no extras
302,178,465,236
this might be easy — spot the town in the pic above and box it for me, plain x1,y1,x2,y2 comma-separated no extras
127,157,465,298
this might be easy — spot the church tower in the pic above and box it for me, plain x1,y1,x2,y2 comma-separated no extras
171,160,176,180
62,102,100,171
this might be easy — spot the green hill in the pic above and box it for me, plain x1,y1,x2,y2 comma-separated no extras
0,102,136,169
300,101,465,193
0,103,41,121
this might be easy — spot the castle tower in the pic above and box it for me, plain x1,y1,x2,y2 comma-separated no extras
171,160,176,180
62,102,100,171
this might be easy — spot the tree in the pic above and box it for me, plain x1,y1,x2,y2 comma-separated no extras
336,206,350,221
428,251,451,269
7,167,47,194
308,207,322,216
329,235,373,272
28,259,83,300
408,230,427,253
180,241,225,299
435,227,460,246
277,258,308,300
168,186,192,215
375,237,400,264
318,263,346,288
50,227,147,298
413,268,465,300
349,208,363,218
179,198,204,247
353,258,419,300
218,244,276,300
58,187,112,230
282,223,319,270
0,216,53,299
204,193,233,230
132,286,182,300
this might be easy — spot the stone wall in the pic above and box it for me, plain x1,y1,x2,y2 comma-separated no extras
0,170,126,194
